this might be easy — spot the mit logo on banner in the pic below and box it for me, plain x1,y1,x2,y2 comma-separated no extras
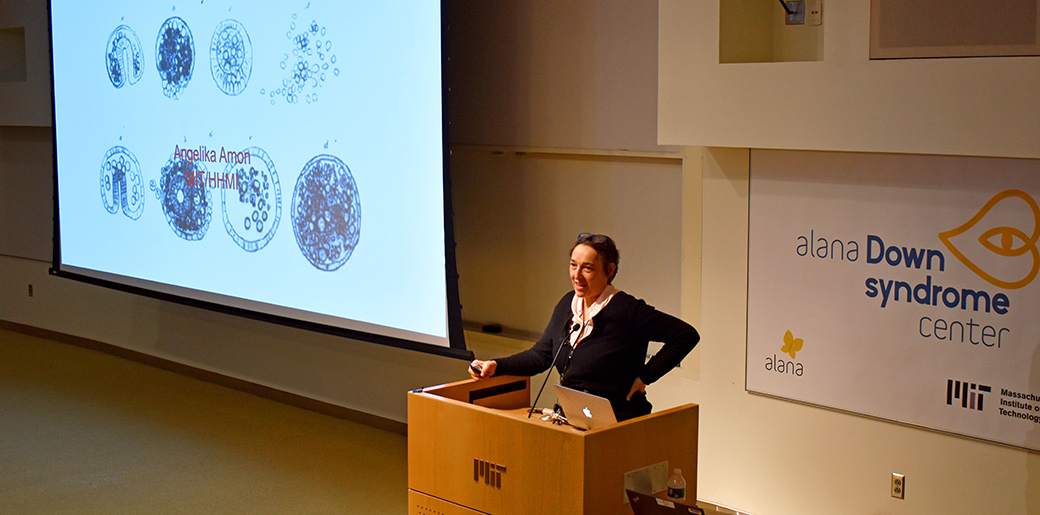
947,379,990,411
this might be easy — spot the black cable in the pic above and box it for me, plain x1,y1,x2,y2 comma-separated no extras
528,322,580,418
778,0,794,15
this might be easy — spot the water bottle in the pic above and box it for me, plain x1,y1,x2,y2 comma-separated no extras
666,468,686,500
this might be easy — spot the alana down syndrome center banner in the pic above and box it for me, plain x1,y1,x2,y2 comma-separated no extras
747,150,1040,451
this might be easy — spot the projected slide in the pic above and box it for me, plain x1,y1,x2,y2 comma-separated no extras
51,1,453,347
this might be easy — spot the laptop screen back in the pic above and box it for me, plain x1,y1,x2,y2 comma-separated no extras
554,384,617,430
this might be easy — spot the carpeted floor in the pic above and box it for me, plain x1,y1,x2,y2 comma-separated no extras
0,328,407,514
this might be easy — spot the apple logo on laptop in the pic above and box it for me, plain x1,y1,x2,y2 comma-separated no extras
583,406,593,418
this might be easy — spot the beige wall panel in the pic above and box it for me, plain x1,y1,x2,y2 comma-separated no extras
0,0,52,126
451,147,683,336
447,0,670,152
870,0,1040,58
0,126,51,260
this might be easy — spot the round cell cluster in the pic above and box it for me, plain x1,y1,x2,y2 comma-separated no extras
263,13,338,105
100,146,144,220
221,147,281,252
155,16,194,99
151,154,212,241
291,154,361,271
209,19,252,96
106,25,143,88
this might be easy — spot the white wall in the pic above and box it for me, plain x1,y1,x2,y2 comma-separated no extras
656,2,1040,512
660,1,1040,159
658,148,1040,514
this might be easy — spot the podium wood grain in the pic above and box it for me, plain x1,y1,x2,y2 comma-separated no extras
408,376,698,515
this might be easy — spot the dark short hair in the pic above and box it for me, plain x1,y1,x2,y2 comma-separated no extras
571,233,620,283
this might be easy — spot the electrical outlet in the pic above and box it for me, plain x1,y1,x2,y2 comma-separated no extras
891,473,905,499
807,0,822,25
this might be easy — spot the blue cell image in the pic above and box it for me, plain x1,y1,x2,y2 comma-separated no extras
267,14,337,105
291,154,360,271
100,146,145,220
221,147,281,252
151,154,212,241
210,19,252,96
106,25,143,89
156,16,194,99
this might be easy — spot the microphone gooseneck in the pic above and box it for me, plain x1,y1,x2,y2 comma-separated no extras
528,322,580,418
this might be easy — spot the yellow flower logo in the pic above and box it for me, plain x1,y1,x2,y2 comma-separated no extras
781,330,803,359
938,189,1040,290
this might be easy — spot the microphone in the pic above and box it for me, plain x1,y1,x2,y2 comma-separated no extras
529,322,580,418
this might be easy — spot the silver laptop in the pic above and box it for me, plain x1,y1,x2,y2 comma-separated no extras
554,384,617,430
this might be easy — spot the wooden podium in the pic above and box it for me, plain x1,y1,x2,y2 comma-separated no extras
408,375,698,515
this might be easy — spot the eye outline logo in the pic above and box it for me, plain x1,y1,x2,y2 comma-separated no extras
937,189,1040,290
781,330,803,359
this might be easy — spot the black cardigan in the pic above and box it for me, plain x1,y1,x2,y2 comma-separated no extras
494,291,699,420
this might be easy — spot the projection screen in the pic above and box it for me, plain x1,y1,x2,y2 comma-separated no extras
48,1,471,358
